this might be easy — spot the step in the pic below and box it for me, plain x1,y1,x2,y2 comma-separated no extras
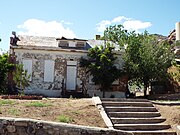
114,124,171,131
101,98,149,102
111,117,166,124
130,130,176,135
108,112,161,118
105,107,157,112
102,101,154,107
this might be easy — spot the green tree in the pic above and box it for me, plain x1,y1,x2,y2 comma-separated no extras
80,43,122,97
104,25,174,96
13,64,30,94
0,53,14,94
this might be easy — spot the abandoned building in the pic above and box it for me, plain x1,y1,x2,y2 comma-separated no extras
9,34,128,98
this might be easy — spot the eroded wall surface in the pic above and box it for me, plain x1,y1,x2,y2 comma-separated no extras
13,47,126,98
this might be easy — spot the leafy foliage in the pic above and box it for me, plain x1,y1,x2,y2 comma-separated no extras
0,53,14,94
80,43,122,97
104,25,175,96
13,64,30,93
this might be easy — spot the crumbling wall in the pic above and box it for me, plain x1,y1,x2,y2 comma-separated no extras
14,49,88,97
14,48,126,98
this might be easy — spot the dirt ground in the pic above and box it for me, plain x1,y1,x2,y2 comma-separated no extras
150,93,180,130
0,96,179,130
0,98,106,128
154,104,180,130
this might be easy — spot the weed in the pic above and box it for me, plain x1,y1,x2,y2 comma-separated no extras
25,101,51,107
56,115,73,123
0,100,15,106
8,108,20,116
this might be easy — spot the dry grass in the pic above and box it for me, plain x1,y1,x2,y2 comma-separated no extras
0,98,106,128
1,96,179,130
154,104,180,130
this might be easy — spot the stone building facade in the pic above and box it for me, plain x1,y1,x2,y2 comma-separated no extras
10,35,127,98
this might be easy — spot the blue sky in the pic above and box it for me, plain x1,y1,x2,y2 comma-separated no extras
0,0,180,51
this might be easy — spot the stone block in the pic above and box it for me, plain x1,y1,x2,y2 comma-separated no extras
16,127,28,135
14,121,28,126
6,125,16,133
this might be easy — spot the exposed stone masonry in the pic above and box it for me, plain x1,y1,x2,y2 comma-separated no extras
0,117,132,135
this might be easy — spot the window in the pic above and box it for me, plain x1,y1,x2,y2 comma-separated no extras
22,59,32,81
44,60,54,82
59,41,68,47
69,41,76,47
76,41,85,47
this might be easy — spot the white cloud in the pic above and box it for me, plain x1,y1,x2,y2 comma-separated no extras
111,16,130,23
96,20,111,32
96,16,152,33
60,20,73,25
17,19,76,38
123,20,152,33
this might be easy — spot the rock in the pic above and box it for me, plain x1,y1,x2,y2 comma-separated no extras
6,125,16,133
17,127,28,135
27,126,36,134
14,121,28,127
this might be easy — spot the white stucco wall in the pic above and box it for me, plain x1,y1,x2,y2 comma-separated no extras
11,35,126,98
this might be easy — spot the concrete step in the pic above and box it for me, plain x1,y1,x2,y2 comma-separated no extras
99,98,176,135
114,124,171,131
101,98,149,102
111,117,166,124
130,130,177,135
105,107,157,112
102,101,154,107
108,112,161,118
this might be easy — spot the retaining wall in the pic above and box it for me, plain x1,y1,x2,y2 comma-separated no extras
0,117,132,135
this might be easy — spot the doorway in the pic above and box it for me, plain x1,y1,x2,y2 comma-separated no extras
66,61,77,90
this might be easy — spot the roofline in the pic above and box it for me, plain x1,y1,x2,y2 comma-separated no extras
10,45,124,55
56,37,87,41
10,45,88,53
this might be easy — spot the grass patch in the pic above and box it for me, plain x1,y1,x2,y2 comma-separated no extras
0,100,15,106
56,115,73,123
8,108,20,116
25,101,51,107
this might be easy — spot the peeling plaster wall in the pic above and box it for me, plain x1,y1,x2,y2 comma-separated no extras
14,49,88,97
13,47,126,98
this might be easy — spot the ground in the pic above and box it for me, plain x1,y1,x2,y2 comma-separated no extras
0,98,106,128
0,96,179,130
155,104,180,130
149,93,180,130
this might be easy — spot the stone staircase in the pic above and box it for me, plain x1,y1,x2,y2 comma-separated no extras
101,98,176,135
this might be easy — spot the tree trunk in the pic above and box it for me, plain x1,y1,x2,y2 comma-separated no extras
102,90,105,98
101,85,106,98
144,82,148,98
